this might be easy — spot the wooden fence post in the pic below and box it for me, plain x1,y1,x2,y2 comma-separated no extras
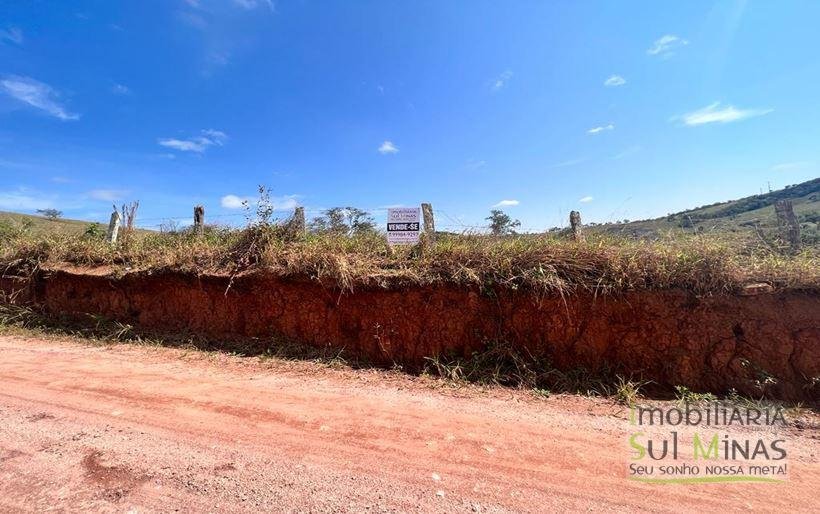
774,199,801,252
293,206,306,236
421,203,435,247
194,205,205,235
106,209,121,245
569,210,584,242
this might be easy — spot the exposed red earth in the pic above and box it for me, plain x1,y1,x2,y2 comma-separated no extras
6,267,820,401
0,334,817,512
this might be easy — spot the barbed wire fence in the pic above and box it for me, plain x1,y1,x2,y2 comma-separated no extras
127,204,558,235
93,197,799,246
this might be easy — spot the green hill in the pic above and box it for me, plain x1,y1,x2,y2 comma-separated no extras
0,211,97,236
595,177,820,243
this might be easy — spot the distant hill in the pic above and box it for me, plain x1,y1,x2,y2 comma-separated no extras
594,177,820,243
0,211,97,236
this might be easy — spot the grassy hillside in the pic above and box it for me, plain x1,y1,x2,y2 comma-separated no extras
0,211,97,236
596,177,820,243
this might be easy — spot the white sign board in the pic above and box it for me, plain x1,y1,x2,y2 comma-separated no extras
387,207,420,245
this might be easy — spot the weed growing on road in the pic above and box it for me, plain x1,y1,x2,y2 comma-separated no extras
613,376,649,407
674,385,719,405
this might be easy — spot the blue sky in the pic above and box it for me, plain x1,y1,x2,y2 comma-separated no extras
1,0,819,231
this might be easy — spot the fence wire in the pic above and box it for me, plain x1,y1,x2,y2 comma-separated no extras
123,204,570,234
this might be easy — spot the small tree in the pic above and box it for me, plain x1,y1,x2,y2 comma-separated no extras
244,185,277,227
310,207,348,234
345,207,376,235
83,222,102,239
486,209,520,235
36,208,62,220
310,207,376,236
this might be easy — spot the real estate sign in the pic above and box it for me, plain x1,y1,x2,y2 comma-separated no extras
386,207,420,245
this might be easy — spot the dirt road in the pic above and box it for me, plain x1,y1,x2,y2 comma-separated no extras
0,335,817,512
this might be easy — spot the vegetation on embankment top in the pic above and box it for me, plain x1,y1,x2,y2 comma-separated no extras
2,219,818,295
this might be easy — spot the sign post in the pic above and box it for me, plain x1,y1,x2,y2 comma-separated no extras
387,207,421,245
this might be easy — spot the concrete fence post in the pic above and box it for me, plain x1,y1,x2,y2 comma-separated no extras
421,203,435,248
194,205,205,235
569,210,584,242
774,199,801,252
107,209,121,245
293,206,306,236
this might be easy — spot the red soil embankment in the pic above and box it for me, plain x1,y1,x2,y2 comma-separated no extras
4,267,820,401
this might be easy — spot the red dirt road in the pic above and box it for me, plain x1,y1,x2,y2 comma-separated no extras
0,335,817,513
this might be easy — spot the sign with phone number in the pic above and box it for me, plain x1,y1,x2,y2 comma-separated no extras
387,208,420,245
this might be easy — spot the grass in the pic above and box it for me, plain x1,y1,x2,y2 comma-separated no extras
674,385,719,405
0,210,93,236
1,219,818,295
422,339,650,404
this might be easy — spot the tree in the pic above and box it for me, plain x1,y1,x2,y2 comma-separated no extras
310,207,376,236
345,207,376,235
36,208,62,220
486,209,520,235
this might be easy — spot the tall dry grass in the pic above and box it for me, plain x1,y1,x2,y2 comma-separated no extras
1,222,817,294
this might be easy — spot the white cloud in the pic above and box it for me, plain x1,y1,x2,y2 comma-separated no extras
491,70,513,91
604,75,626,87
201,129,227,143
274,195,300,211
587,124,614,135
0,189,53,211
232,0,275,11
88,189,129,202
378,140,399,154
647,34,688,57
0,76,79,121
158,129,228,153
772,161,812,172
159,138,207,152
221,193,300,210
186,0,274,11
0,27,23,45
221,194,249,209
579,196,594,203
112,83,131,95
492,199,519,208
676,102,773,126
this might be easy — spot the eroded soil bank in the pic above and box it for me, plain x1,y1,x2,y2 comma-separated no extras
4,268,819,402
